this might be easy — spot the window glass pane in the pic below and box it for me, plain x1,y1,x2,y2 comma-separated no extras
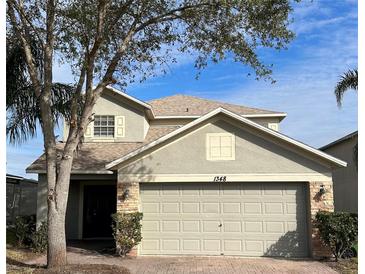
108,118,114,126
107,128,114,136
93,115,115,137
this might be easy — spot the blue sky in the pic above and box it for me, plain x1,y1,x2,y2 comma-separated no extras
7,0,358,179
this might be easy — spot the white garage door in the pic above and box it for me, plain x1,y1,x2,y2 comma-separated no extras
140,182,309,257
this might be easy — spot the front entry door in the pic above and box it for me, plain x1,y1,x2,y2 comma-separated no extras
83,185,116,238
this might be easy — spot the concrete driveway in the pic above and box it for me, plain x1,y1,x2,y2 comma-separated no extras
114,256,337,274
29,249,337,274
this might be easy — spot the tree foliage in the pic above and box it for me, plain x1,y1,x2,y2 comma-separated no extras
6,34,74,143
334,68,358,107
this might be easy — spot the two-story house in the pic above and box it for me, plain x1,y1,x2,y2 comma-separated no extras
27,86,346,258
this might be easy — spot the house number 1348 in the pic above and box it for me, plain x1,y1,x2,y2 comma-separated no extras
213,176,226,182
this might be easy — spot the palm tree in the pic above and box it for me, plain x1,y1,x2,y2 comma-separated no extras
6,35,74,144
334,69,358,107
334,68,358,168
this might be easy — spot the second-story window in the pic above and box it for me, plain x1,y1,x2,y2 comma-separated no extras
94,115,114,137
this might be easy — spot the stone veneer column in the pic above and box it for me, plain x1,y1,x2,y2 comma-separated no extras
308,181,334,258
116,172,140,256
116,181,139,213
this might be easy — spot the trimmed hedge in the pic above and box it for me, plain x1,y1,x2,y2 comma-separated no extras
315,211,358,260
111,212,143,257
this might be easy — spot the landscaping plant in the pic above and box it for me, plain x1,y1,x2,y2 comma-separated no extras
111,212,143,257
315,211,358,261
31,221,48,253
14,215,36,247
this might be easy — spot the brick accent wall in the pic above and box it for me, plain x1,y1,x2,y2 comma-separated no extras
117,181,139,213
308,181,334,258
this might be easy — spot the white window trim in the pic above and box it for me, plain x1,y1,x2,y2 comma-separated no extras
93,115,115,139
115,116,126,138
206,133,235,161
268,123,279,131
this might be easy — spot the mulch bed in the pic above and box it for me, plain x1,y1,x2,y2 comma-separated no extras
33,264,131,274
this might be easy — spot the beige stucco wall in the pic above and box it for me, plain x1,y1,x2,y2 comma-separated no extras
322,136,358,213
63,90,149,142
248,117,281,128
150,116,281,128
36,174,47,227
119,117,331,177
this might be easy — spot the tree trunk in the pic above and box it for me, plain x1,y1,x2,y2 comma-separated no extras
46,154,74,268
47,203,67,267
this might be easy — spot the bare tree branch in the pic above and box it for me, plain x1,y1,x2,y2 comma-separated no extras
7,0,42,97
12,0,44,50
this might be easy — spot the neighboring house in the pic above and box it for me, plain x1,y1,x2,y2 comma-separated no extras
6,174,38,224
320,131,358,213
27,87,346,258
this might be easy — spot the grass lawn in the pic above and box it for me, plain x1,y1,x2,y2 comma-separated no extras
6,228,44,274
6,229,130,274
6,246,43,274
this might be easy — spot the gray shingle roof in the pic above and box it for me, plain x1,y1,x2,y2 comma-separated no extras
149,94,283,117
26,126,179,172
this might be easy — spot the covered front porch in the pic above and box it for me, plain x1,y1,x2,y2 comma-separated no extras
37,174,119,240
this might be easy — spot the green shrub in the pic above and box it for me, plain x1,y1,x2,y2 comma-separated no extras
111,212,143,257
14,215,36,247
31,221,48,253
315,211,358,260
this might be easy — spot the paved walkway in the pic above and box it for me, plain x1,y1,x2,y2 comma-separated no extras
28,248,338,274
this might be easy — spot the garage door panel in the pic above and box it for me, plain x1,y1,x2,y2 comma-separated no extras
244,221,263,233
202,202,220,213
140,182,308,257
183,239,200,251
243,202,262,214
161,202,179,213
182,220,200,232
264,202,284,214
223,221,242,232
162,220,180,232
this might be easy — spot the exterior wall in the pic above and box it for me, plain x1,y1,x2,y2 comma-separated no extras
64,91,148,142
322,136,358,213
308,181,334,258
6,181,37,224
36,174,48,227
248,117,281,129
150,116,281,129
119,118,330,176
